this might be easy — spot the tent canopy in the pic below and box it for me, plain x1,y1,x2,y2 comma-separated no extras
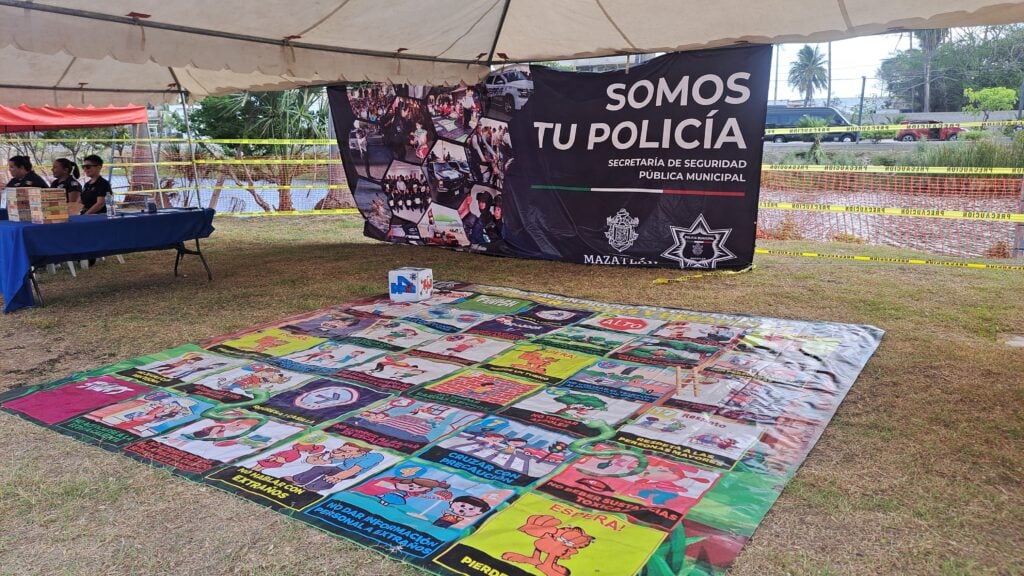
0,103,148,133
1,1,1023,104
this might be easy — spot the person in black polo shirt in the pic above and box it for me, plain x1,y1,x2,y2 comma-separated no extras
51,158,83,203
80,154,111,215
6,155,49,188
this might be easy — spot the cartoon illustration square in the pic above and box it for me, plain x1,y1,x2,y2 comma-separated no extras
410,333,516,365
514,304,593,327
615,406,762,470
450,293,533,315
663,370,751,411
500,386,647,437
535,326,637,357
205,328,325,359
303,461,515,559
209,433,401,511
536,446,720,531
610,336,721,368
465,315,561,341
410,369,543,412
328,397,482,454
251,378,391,426
346,319,444,352
118,346,246,387
578,313,666,335
433,492,665,576
403,305,496,334
716,378,835,424
419,415,575,486
177,362,314,404
126,410,304,474
653,321,747,346
58,390,216,446
280,310,379,339
707,350,776,377
335,353,464,393
561,359,677,403
482,344,599,384
2,375,150,425
270,341,386,375
346,296,433,319
418,289,475,307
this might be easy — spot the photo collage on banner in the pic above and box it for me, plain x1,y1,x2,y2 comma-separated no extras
0,282,884,575
330,74,515,252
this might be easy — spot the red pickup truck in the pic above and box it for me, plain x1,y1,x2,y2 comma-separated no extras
896,120,965,142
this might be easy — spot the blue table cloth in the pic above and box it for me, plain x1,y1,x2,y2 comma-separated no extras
0,208,215,313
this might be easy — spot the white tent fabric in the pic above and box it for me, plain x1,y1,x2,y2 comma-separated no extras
0,0,1023,104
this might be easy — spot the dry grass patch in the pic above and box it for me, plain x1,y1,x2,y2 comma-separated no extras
1,215,1022,575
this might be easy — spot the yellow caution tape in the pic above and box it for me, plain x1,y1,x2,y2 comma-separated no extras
757,201,1024,223
754,248,1024,271
0,137,338,144
653,265,755,284
764,119,1024,135
763,164,1024,174
108,184,350,195
217,208,360,217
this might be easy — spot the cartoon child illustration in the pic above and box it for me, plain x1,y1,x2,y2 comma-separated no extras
316,316,363,333
252,442,325,471
113,402,184,432
366,356,427,379
216,363,289,394
250,335,290,353
376,324,420,343
370,476,451,506
510,350,557,373
173,361,231,380
442,334,487,354
292,343,342,364
690,434,738,450
501,515,595,576
281,442,384,490
151,353,204,376
449,432,507,454
432,495,491,528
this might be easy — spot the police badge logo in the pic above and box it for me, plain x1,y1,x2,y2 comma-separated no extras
661,214,736,269
294,386,359,410
605,208,640,252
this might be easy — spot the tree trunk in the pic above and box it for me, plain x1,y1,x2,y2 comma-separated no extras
923,57,932,113
277,165,294,211
208,172,226,211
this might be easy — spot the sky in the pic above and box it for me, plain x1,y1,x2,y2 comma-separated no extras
768,32,910,104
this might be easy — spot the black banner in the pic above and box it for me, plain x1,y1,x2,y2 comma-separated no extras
327,45,770,269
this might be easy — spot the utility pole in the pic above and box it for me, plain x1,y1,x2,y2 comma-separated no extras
856,76,866,143
826,42,832,108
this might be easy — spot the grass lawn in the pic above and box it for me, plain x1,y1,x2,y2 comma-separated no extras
1,216,1021,576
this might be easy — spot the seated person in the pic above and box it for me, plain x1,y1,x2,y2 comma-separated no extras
6,155,49,188
51,158,83,203
80,154,111,215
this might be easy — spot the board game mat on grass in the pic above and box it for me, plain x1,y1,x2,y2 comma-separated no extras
0,283,883,575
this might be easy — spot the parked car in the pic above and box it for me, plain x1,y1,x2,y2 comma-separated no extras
895,120,965,141
484,66,534,114
764,105,858,143
429,161,471,194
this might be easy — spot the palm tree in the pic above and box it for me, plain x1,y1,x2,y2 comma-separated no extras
788,45,828,106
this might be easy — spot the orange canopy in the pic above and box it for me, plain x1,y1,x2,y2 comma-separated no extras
0,104,148,133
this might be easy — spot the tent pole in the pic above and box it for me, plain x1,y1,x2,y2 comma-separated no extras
178,89,203,208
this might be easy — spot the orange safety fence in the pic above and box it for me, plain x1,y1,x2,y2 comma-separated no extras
758,170,1024,259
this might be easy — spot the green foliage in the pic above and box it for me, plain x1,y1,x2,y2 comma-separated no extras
554,393,607,411
961,130,992,141
181,89,328,156
963,86,1019,119
788,45,828,106
862,115,905,142
903,134,1024,168
796,116,828,163
878,25,1024,112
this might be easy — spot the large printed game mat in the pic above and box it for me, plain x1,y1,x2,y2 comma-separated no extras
0,283,882,575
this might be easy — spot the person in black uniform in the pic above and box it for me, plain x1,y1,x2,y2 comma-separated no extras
6,155,49,188
80,154,111,215
50,158,83,203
